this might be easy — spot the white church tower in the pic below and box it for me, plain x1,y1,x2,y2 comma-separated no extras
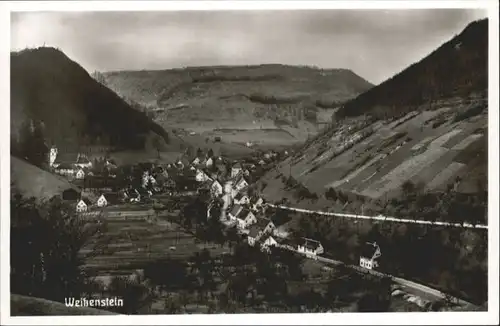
49,146,58,167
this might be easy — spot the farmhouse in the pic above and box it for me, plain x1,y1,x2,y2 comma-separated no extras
231,162,243,178
297,238,324,257
96,193,121,207
359,242,381,270
233,176,249,193
256,218,276,235
260,235,278,252
235,208,257,230
247,218,276,245
233,193,250,205
210,180,223,197
76,198,92,213
97,194,108,207
75,168,86,180
251,197,265,211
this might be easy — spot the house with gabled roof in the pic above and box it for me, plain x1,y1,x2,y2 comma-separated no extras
235,208,257,230
297,237,324,257
256,218,276,235
233,193,250,205
97,194,108,207
210,180,223,197
247,225,262,246
246,218,275,245
96,192,121,207
76,198,92,213
228,204,243,221
251,196,265,212
233,176,249,193
359,242,382,270
260,235,278,252
231,162,243,178
75,168,86,180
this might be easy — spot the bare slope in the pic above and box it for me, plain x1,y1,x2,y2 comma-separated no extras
10,47,170,152
102,65,373,143
11,156,78,201
261,19,488,203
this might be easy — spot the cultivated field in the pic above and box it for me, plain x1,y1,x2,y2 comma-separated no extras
261,103,487,201
81,207,230,279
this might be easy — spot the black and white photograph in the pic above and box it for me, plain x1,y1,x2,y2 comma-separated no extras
0,1,498,325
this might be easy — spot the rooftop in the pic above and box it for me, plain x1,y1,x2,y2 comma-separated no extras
229,204,243,217
248,225,261,238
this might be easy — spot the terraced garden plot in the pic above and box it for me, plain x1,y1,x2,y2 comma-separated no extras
452,134,483,151
387,111,420,129
302,167,346,194
361,146,449,198
427,162,467,190
428,129,463,148
409,150,460,186
442,119,485,149
326,153,385,189
354,139,421,193
411,136,434,151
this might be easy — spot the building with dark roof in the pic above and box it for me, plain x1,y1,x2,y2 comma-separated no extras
228,204,243,220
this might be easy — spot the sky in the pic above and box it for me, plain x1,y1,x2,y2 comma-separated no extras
11,9,487,85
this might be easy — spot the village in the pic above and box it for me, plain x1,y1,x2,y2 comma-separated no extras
46,144,383,274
